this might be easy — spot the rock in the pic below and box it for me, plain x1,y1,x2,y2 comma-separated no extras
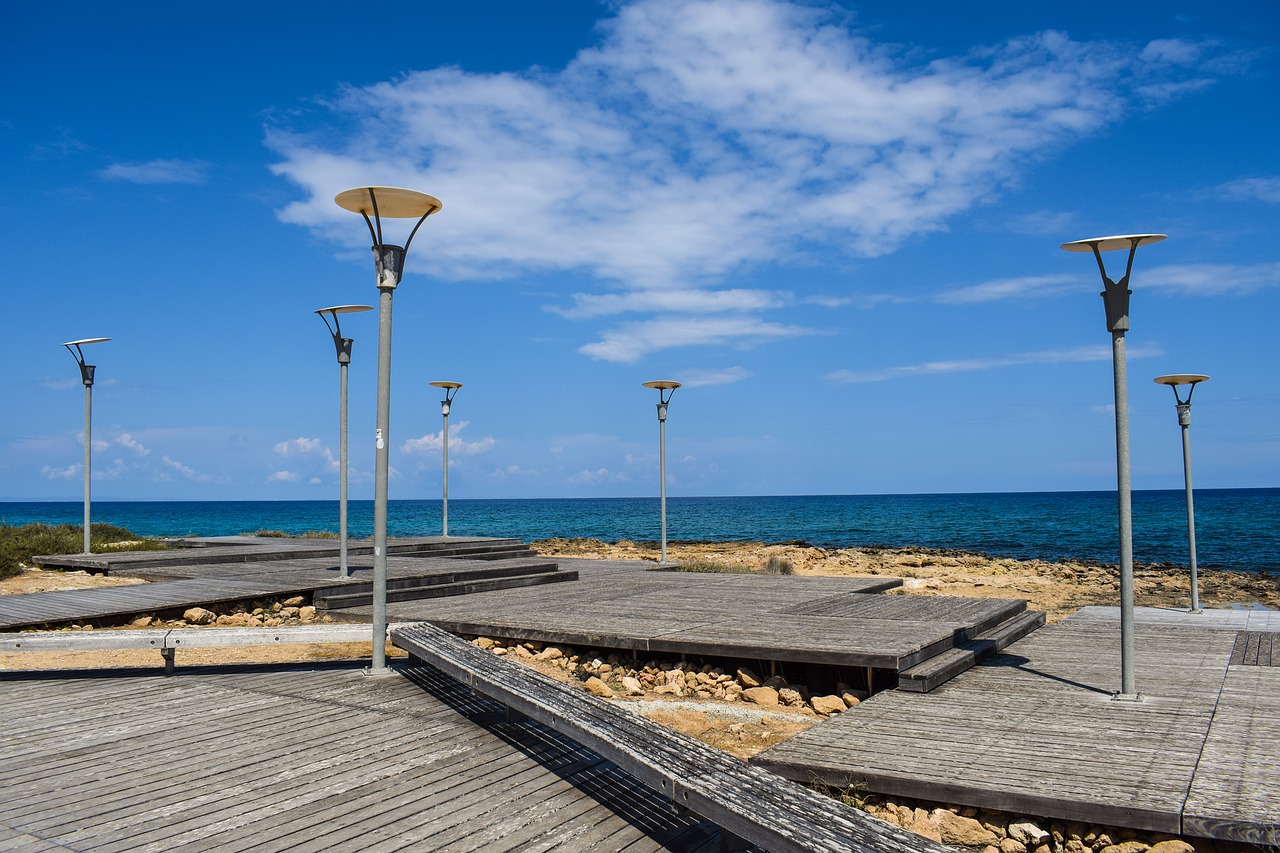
129,616,153,627
778,688,805,707
216,613,253,626
513,645,533,658
1147,843,1194,853
1064,841,1089,853
493,647,508,655
280,606,300,619
299,606,316,621
1008,820,1049,846
934,810,998,847
841,692,863,708
473,637,496,650
763,675,789,690
282,595,305,607
741,686,780,706
183,607,215,625
621,676,644,695
1000,838,1027,853
1098,843,1149,853
535,646,563,660
810,695,847,715
908,808,942,843
653,683,683,696
583,676,614,697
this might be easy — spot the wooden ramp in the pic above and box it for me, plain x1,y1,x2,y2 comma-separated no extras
752,606,1280,845
0,663,721,852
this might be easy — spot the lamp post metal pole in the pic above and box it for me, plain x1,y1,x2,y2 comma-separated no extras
643,381,681,564
429,382,462,537
1155,374,1209,613
336,186,442,675
1062,234,1165,702
63,338,109,555
316,305,373,579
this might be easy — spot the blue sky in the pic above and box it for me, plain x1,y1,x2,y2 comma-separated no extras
2,0,1277,502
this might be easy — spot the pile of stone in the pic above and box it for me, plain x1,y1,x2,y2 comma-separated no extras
470,635,868,717
864,800,1198,853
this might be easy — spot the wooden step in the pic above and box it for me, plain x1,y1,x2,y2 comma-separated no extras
897,609,1046,693
315,567,578,610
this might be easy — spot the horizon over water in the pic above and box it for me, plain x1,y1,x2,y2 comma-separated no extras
3,488,1277,575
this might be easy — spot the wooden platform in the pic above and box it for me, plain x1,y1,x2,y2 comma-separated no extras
752,606,1280,845
358,559,1039,681
0,663,722,852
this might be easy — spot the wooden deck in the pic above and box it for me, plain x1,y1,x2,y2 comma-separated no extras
364,558,1036,677
0,663,722,852
752,605,1280,844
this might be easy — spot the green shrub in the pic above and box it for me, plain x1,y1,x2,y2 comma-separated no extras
663,559,754,574
244,529,340,539
0,522,167,578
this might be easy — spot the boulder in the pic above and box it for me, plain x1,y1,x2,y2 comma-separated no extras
183,607,215,625
778,688,805,707
810,695,847,715
1147,843,1194,853
583,676,614,698
621,676,645,695
282,596,305,607
1000,838,1027,853
1008,820,1049,846
535,646,563,660
1098,843,1149,853
741,686,780,706
299,606,317,621
473,637,496,650
934,810,998,847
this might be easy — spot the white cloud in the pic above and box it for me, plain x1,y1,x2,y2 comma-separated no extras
826,343,1165,384
569,467,630,486
99,158,211,185
400,421,496,456
1217,176,1280,204
274,437,325,456
161,454,210,481
42,464,79,480
117,433,151,457
580,315,812,363
268,0,1241,361
1139,262,1280,296
269,470,300,483
678,366,752,387
934,274,1084,304
489,465,541,479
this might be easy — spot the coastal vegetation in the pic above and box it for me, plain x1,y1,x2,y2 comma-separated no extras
0,522,166,579
244,529,340,539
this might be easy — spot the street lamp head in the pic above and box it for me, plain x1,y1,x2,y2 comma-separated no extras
644,380,681,421
430,380,462,415
335,187,443,291
1154,374,1209,387
1155,374,1209,423
314,305,374,365
62,337,110,386
1061,234,1167,334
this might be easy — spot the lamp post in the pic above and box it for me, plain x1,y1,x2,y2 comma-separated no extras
1061,233,1166,702
62,338,110,555
335,186,442,675
429,381,462,536
642,380,681,564
315,305,374,579
1154,373,1209,614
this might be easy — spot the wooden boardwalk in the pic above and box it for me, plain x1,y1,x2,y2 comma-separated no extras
753,606,1280,844
0,663,722,852
363,558,1034,676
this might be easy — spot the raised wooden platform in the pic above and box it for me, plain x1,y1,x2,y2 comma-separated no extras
752,606,1280,845
0,663,720,851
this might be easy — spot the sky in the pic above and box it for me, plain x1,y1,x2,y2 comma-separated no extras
1,0,1277,502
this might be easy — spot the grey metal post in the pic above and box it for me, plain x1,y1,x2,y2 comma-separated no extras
82,382,92,555
1062,234,1164,703
1180,407,1200,613
339,356,350,578
658,407,667,563
441,406,450,537
335,185,442,677
371,276,395,675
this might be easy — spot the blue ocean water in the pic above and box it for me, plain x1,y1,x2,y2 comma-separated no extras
2,489,1276,574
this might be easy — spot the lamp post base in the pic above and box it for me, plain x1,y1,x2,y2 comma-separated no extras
1110,692,1145,704
363,664,398,678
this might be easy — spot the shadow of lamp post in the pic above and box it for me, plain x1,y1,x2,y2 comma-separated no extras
335,186,442,676
1154,373,1209,614
315,305,374,579
62,337,110,555
1061,233,1166,702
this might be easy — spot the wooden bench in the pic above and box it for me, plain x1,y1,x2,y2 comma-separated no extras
0,624,375,675
391,621,949,853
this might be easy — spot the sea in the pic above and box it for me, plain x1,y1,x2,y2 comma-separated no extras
3,489,1277,575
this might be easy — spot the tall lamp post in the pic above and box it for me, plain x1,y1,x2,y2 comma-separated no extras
62,338,110,555
1061,233,1166,702
335,186,442,675
429,381,462,537
315,305,374,579
642,380,681,564
1154,373,1209,614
